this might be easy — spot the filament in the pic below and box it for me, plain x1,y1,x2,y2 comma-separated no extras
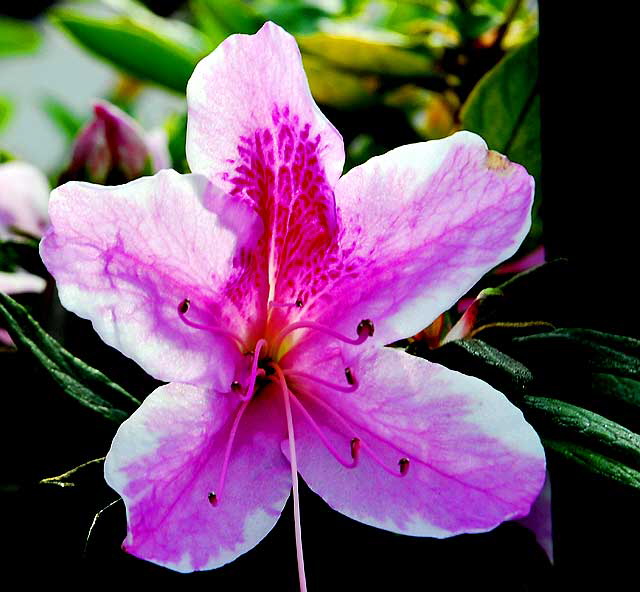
273,363,308,592
300,389,409,478
272,318,374,355
238,338,267,401
288,392,358,469
284,369,359,394
211,398,251,506
177,299,245,350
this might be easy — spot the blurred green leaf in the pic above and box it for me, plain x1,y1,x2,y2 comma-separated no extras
0,293,139,422
191,0,262,45
255,0,328,33
0,17,42,57
166,111,188,173
52,9,213,93
298,33,433,76
302,55,377,108
42,96,84,141
0,96,12,131
544,439,640,490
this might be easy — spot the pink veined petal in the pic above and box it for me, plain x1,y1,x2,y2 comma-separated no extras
0,328,12,346
517,470,553,562
0,161,50,238
289,131,534,347
40,169,264,388
0,269,47,294
105,382,291,572
187,22,345,308
284,346,545,538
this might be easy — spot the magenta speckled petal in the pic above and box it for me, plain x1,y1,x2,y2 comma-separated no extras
105,382,291,572
187,22,344,305
39,169,264,388
285,346,545,537
295,132,534,346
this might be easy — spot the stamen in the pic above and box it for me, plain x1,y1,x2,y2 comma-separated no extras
284,369,359,394
301,389,409,479
272,318,375,354
238,338,267,401
210,398,251,507
230,381,243,394
287,392,358,469
272,363,308,592
177,299,245,350
350,437,361,461
344,367,356,386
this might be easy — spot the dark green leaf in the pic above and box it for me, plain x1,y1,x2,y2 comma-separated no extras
544,439,640,490
521,396,640,471
0,239,46,276
52,10,212,93
0,293,139,422
0,17,42,57
165,112,188,173
460,37,540,246
512,328,640,380
410,337,533,399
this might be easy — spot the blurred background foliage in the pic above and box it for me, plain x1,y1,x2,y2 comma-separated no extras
1,0,541,248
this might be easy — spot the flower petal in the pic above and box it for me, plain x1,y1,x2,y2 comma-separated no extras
187,22,344,301
105,382,291,572
517,470,553,562
286,346,545,537
0,269,46,294
295,131,533,346
40,169,264,387
0,161,50,238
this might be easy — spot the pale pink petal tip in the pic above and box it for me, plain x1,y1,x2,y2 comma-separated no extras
105,383,291,572
517,471,553,562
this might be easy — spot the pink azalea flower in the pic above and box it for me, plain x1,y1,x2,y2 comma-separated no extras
40,23,545,583
60,99,170,185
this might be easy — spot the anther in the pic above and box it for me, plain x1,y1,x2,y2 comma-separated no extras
208,492,218,506
399,458,410,476
230,381,243,394
345,367,355,386
350,437,361,460
295,299,304,308
178,298,190,314
357,319,375,338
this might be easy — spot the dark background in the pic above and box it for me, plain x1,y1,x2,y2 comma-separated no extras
1,1,636,589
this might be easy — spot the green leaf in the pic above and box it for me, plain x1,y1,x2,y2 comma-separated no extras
191,0,262,45
521,396,640,471
0,17,42,57
512,328,640,380
544,439,640,490
0,239,46,276
0,96,13,131
42,96,84,141
52,9,213,93
0,293,140,423
460,37,540,245
297,33,433,76
166,111,188,173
